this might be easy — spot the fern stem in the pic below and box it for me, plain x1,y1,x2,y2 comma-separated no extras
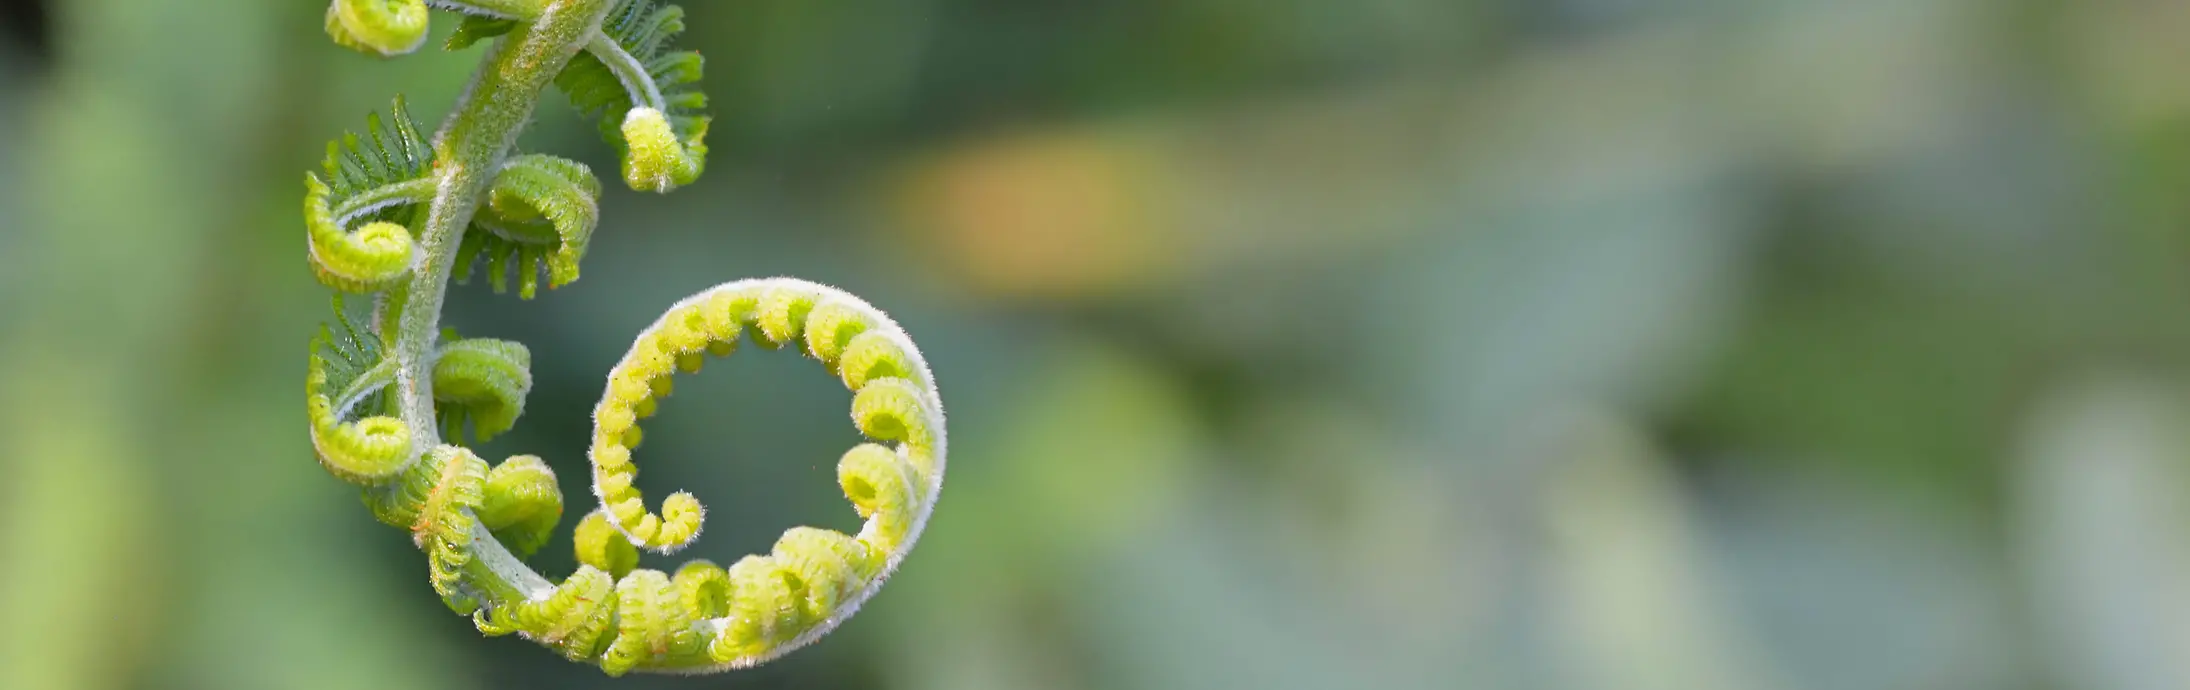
428,0,544,20
390,0,614,601
585,33,665,112
332,178,438,225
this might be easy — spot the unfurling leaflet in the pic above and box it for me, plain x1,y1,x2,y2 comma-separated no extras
305,98,430,294
326,0,430,57
307,298,412,484
301,0,947,676
559,0,710,192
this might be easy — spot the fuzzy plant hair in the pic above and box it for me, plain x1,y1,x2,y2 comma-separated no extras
306,0,947,675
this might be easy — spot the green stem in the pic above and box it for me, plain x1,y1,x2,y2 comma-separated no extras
388,0,613,602
586,34,664,111
332,177,436,224
430,0,545,19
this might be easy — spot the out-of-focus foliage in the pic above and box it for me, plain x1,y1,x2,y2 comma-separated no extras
3,0,2190,688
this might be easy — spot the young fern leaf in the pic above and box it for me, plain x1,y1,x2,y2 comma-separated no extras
574,509,640,578
479,455,562,559
306,1,944,676
307,98,434,293
431,337,532,442
363,445,492,612
453,154,601,298
585,278,946,672
308,298,414,485
326,0,431,57
327,0,551,56
558,0,710,192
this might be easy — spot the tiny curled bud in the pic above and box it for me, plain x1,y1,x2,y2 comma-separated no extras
325,0,430,57
431,338,534,442
479,455,562,559
305,176,417,294
620,107,706,193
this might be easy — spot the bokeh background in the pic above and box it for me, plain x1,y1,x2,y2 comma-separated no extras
5,0,2190,688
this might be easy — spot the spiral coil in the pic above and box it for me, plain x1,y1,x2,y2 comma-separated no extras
304,0,946,675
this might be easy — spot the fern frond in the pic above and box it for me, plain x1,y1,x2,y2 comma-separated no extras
308,298,415,485
511,566,619,661
327,0,550,56
578,278,946,671
672,560,732,619
559,0,710,192
478,454,562,559
306,98,435,293
574,509,640,578
362,445,490,613
306,4,946,676
326,0,430,57
431,337,532,442
452,154,601,298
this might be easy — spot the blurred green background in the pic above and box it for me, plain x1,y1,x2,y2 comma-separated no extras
6,0,2190,688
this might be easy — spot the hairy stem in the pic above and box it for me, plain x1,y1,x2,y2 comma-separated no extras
429,0,544,19
390,0,613,601
586,34,665,112
333,178,437,225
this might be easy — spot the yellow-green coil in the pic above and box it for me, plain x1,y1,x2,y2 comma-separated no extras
304,1,941,671
325,0,430,57
307,324,413,485
565,277,948,672
459,155,603,298
361,445,490,613
431,337,533,442
479,455,561,559
306,98,434,294
558,0,711,193
305,175,416,293
620,108,707,193
573,510,639,579
515,566,620,662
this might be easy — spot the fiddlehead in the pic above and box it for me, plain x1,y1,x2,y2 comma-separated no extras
302,0,947,676
455,154,602,299
306,99,431,294
326,0,430,57
430,336,531,442
479,455,562,558
561,0,710,192
307,298,413,484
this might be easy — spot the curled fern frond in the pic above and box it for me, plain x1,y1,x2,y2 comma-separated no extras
306,99,434,293
571,277,946,672
327,0,551,55
672,560,732,618
363,445,491,613
479,454,562,559
431,337,532,442
326,0,430,57
510,565,619,661
600,568,706,675
307,4,945,676
559,0,710,192
620,108,705,193
574,509,639,578
454,155,601,297
306,183,415,293
308,300,414,485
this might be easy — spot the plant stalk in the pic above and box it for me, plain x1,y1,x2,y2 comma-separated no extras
390,0,613,602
